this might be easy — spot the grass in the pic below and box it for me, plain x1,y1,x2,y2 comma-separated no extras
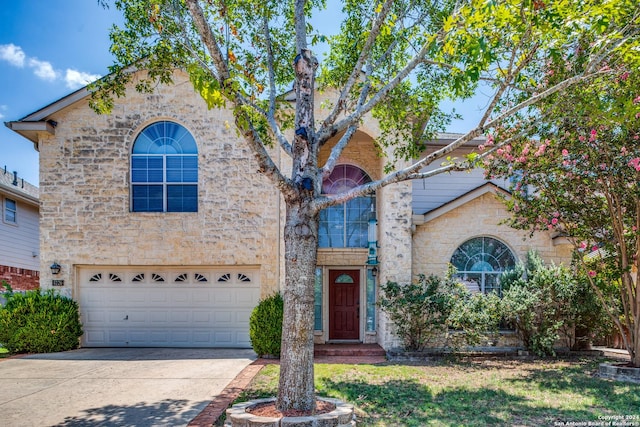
230,357,640,426
0,347,8,358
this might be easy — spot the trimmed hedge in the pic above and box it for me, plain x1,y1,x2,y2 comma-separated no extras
0,286,83,354
249,293,283,357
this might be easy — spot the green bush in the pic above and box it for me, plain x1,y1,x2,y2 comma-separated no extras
379,270,502,351
0,286,83,354
379,274,454,351
501,250,583,357
249,292,283,357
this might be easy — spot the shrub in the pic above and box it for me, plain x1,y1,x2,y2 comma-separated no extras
501,250,582,356
379,271,501,351
0,286,83,354
249,292,283,357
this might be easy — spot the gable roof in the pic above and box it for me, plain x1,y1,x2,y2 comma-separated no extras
413,182,510,226
3,86,89,149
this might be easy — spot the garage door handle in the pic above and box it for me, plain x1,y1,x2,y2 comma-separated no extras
123,315,128,320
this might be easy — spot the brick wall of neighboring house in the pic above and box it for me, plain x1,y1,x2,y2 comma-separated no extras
0,265,39,291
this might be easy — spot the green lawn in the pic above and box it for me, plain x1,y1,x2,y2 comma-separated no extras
229,358,640,426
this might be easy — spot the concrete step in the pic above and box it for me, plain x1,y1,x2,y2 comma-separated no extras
314,343,386,357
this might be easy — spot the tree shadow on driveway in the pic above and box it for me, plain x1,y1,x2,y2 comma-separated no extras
52,398,207,427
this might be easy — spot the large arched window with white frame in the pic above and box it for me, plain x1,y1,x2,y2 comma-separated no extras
450,236,516,296
319,164,375,248
130,121,198,212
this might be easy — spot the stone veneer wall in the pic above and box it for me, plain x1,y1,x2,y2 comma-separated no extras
412,192,573,278
36,71,281,298
0,265,39,291
377,177,414,350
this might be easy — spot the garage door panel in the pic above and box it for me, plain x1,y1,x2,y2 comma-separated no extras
80,267,260,347
192,311,213,324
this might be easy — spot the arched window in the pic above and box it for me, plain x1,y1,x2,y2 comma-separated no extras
319,164,375,248
131,121,198,212
450,236,516,296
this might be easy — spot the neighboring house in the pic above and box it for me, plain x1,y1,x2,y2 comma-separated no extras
0,169,39,291
6,70,572,349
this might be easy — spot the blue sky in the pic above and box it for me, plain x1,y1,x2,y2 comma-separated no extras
1,1,123,185
1,1,486,187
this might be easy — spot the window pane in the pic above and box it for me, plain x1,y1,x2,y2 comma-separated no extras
4,198,16,223
319,206,344,247
451,237,516,296
167,185,198,212
345,197,371,247
131,122,199,212
366,269,376,332
314,268,322,331
132,185,163,212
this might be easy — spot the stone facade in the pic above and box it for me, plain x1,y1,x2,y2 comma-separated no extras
412,190,573,276
9,72,576,351
36,72,281,298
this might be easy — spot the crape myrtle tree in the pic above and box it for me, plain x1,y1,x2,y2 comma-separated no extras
485,69,640,367
93,0,640,411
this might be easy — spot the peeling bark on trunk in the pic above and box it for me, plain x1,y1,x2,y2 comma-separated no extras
276,47,320,412
277,201,319,412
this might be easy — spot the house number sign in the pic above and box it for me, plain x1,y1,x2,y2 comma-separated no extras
52,280,64,287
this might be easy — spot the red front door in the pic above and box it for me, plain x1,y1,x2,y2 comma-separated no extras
329,270,360,340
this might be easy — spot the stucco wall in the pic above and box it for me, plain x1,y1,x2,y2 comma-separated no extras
37,71,281,297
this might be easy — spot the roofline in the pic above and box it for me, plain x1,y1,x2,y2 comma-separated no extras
0,182,39,206
19,86,90,122
413,182,510,225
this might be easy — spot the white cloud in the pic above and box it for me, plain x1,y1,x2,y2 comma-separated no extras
28,58,58,81
1,43,98,88
65,69,101,89
0,44,26,67
0,105,6,120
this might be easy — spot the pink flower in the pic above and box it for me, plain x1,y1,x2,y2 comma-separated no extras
588,271,597,278
551,218,558,225
579,241,587,249
621,72,629,81
478,144,485,152
621,147,628,155
497,148,504,156
634,95,640,104
562,149,569,157
578,135,586,142
629,158,640,171
592,245,599,252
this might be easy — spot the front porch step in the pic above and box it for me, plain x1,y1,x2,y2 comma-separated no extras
314,343,386,357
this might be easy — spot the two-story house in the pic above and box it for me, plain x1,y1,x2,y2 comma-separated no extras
6,70,571,350
0,169,39,291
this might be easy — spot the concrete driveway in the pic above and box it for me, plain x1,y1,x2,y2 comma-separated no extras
0,348,256,427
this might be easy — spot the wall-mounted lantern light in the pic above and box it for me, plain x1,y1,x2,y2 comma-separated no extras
50,262,61,275
371,266,378,277
366,212,379,268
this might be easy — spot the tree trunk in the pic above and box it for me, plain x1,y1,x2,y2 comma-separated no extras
277,198,319,412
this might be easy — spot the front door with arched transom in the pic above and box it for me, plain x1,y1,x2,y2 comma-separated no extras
329,269,360,340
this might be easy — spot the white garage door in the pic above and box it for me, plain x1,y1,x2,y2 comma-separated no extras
79,267,261,348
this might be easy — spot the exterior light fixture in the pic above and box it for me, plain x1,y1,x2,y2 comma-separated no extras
366,208,379,268
50,262,61,275
371,266,378,277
